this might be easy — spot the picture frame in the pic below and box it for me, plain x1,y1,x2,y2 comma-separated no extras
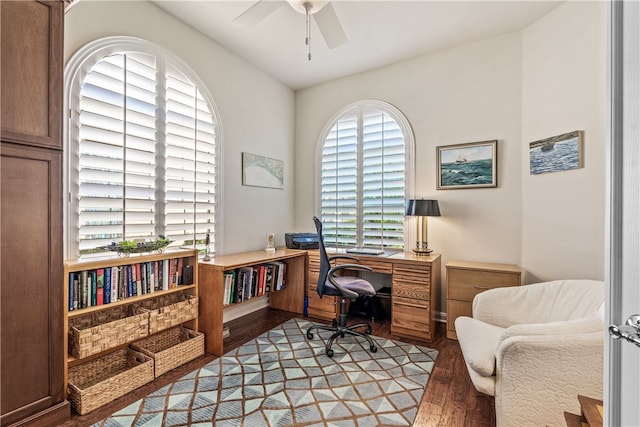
242,152,284,189
436,140,498,189
529,130,584,175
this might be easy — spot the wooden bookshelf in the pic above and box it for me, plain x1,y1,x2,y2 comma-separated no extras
199,249,307,356
63,248,199,401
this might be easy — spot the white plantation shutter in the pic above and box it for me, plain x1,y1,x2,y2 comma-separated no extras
68,39,218,256
320,102,412,249
321,108,358,247
164,64,216,245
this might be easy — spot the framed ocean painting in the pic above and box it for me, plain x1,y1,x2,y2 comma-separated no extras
529,130,583,175
436,140,498,189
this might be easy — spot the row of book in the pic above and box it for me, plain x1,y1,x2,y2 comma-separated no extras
68,257,193,311
223,261,286,306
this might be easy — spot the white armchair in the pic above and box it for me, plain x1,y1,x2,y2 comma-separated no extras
454,279,605,427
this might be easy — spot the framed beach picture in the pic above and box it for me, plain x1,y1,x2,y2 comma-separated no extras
242,152,284,189
436,140,498,189
529,130,583,175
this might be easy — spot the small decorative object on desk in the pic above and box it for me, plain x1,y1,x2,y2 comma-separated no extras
203,232,211,261
103,236,171,256
265,233,276,253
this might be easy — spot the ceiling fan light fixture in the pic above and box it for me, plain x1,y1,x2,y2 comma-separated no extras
287,0,328,15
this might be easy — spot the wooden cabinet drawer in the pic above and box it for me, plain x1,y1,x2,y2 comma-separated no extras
307,286,337,321
447,268,520,302
446,300,472,332
392,281,430,301
391,296,431,341
308,251,320,271
446,260,521,340
337,258,392,274
393,264,430,281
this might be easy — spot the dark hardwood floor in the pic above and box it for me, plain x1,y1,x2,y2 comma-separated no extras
61,308,495,426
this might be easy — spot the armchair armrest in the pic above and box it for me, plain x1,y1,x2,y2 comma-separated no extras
499,316,603,344
495,331,604,427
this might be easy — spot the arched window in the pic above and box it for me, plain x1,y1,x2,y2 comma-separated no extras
65,37,219,256
318,100,414,249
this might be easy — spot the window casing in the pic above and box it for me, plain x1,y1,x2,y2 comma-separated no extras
65,37,219,257
318,101,414,249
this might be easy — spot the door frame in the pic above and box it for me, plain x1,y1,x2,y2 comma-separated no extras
606,1,640,425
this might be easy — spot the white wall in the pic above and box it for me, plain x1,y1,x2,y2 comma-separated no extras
64,0,296,256
295,33,524,313
521,1,606,283
295,1,606,313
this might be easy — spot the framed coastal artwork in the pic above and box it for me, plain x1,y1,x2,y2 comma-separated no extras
529,130,584,175
242,152,284,189
436,140,498,189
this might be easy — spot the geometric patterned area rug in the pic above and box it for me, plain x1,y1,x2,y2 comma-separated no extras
93,318,438,427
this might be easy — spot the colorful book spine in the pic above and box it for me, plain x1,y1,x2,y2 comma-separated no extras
104,266,111,304
96,268,104,305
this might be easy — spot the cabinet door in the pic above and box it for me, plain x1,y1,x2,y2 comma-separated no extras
0,1,63,149
1,144,65,425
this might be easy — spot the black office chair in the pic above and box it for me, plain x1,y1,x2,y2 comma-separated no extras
306,216,378,357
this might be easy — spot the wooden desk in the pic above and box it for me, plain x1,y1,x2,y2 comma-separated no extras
198,249,307,356
307,250,441,342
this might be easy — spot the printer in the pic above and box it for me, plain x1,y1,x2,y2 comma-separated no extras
285,233,319,249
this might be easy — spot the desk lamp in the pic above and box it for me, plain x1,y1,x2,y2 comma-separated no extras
405,199,440,255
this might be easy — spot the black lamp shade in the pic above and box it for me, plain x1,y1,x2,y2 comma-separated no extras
406,199,440,217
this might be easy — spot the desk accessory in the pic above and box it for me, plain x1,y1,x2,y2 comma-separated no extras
406,199,440,255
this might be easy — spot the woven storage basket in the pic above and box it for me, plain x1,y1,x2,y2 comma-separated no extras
68,305,149,359
139,293,198,334
131,326,204,377
67,348,154,415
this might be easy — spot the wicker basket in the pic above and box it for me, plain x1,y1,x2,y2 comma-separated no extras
130,326,204,377
138,293,198,334
67,348,154,415
68,305,149,359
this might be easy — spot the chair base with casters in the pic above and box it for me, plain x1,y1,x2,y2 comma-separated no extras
306,296,378,358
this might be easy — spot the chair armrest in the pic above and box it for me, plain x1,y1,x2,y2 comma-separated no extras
327,264,374,299
495,332,604,427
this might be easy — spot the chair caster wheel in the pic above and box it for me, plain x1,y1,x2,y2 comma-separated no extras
307,331,314,339
370,345,377,353
365,327,372,335
332,319,338,327
326,349,334,358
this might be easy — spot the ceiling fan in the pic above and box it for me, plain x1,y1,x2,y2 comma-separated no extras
233,0,348,60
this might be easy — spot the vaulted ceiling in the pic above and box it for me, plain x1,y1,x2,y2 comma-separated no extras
151,1,563,90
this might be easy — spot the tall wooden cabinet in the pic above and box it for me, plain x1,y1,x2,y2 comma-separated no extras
0,1,69,425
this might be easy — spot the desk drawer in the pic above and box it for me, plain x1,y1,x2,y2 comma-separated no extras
307,286,337,321
447,268,520,302
337,258,392,274
392,281,430,301
391,296,431,341
308,252,320,271
393,264,430,279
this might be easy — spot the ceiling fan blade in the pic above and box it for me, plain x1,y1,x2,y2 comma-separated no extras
313,2,347,49
233,1,284,27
